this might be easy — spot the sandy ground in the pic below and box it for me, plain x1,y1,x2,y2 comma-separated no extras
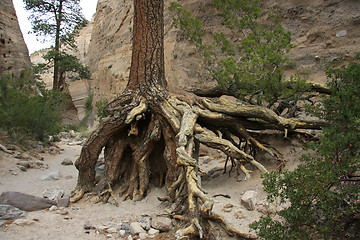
0,133,307,240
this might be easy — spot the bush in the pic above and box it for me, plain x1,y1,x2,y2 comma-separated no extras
95,98,109,121
0,68,64,141
170,0,309,108
250,54,360,239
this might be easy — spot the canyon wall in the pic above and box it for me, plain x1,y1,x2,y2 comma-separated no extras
86,0,360,102
30,0,360,120
0,0,31,74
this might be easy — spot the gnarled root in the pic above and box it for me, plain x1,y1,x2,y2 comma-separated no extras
72,91,325,238
99,183,119,207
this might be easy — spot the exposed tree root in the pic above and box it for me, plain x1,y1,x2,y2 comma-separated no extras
71,90,326,239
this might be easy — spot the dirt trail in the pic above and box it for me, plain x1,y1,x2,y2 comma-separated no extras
0,134,305,239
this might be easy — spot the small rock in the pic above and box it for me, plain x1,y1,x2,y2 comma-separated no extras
26,140,44,151
200,155,210,164
140,217,151,230
13,153,22,159
107,227,117,233
59,132,71,139
139,232,148,239
0,220,4,227
121,222,131,230
49,205,58,211
0,205,27,220
13,219,34,226
57,194,70,208
41,170,62,180
118,230,127,237
129,222,146,234
33,160,45,168
43,188,64,201
69,130,77,137
17,161,30,168
60,209,69,215
48,146,60,155
336,30,347,37
61,158,73,166
148,228,160,235
257,202,270,215
241,190,257,211
98,225,109,232
17,165,27,172
84,221,95,230
151,216,173,232
21,152,32,160
126,235,133,240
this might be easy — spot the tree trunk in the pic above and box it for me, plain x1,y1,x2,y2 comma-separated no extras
71,0,327,239
127,0,166,94
53,0,63,90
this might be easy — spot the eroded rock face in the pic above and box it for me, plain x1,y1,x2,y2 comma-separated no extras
83,0,360,101
0,0,31,74
86,0,218,102
30,0,360,120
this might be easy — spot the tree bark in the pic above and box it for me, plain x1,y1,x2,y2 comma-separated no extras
127,0,167,94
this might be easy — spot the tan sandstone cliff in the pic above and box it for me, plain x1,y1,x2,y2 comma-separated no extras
30,0,360,121
0,0,31,74
85,0,360,102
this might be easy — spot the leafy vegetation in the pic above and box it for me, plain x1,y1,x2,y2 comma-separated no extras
0,68,64,141
95,98,109,121
169,0,309,110
250,54,360,239
24,0,90,90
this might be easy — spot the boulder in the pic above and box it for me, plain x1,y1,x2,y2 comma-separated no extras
0,191,56,211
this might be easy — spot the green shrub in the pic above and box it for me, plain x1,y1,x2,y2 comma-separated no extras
250,54,360,239
0,68,64,141
85,91,93,113
95,98,109,121
170,0,309,108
